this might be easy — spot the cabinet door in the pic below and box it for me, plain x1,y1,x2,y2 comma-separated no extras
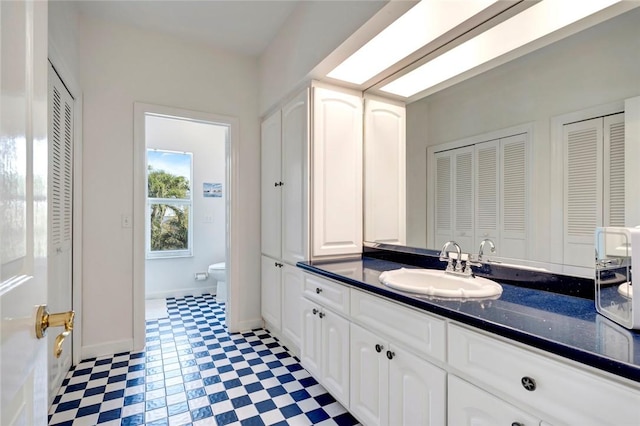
300,298,322,379
321,310,350,408
448,375,539,426
312,86,363,258
261,110,282,258
350,323,388,426
364,97,406,245
281,264,303,350
282,89,309,264
387,345,446,426
261,256,281,330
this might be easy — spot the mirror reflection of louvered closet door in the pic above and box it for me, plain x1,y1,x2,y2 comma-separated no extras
47,61,75,404
563,113,625,267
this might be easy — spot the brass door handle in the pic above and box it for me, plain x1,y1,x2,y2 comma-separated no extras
35,305,75,358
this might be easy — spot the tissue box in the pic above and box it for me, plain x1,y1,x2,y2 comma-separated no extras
595,227,639,330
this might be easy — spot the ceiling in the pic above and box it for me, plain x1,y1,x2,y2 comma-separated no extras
73,0,302,56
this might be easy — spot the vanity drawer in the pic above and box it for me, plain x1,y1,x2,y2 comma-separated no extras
350,289,446,362
303,273,350,315
448,323,640,425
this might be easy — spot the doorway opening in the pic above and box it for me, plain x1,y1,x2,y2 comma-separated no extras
133,104,240,350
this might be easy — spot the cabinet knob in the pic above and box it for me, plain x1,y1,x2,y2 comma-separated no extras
312,308,318,315
375,344,384,353
315,287,322,294
386,350,395,360
274,181,279,187
319,312,325,319
521,376,536,391
274,262,283,268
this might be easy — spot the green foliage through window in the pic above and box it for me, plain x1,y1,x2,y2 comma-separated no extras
146,150,192,256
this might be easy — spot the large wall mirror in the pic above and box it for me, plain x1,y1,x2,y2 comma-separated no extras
364,7,640,275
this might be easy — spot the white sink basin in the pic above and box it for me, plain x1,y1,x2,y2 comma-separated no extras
379,268,503,299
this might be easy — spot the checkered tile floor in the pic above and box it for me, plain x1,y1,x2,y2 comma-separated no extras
48,294,359,426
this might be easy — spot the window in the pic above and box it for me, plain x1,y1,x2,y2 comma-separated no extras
146,149,193,258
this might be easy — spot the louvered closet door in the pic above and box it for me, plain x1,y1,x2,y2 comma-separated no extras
475,140,499,255
500,134,528,259
563,118,603,267
434,151,453,249
48,63,74,403
604,113,625,227
453,147,475,251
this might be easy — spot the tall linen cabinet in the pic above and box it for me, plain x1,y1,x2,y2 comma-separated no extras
261,83,363,354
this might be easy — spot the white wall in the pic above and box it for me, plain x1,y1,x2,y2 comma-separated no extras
48,1,79,77
258,0,386,115
144,116,226,299
406,9,640,260
77,16,261,356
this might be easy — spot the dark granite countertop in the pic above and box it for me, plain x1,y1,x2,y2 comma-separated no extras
297,257,640,385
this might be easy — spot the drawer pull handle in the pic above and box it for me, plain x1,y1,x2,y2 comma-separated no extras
312,308,318,315
386,350,395,360
511,423,524,426
521,376,536,391
375,344,384,353
315,287,322,294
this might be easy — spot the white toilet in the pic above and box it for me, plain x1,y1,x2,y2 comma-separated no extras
208,262,227,303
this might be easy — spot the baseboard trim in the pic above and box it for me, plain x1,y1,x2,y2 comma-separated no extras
231,318,263,334
81,338,134,361
146,287,216,300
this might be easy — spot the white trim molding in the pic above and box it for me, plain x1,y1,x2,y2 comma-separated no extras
133,103,241,349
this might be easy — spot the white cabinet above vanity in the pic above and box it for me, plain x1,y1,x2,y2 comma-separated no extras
260,82,363,354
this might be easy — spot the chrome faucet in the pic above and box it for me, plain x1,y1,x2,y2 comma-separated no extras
478,238,496,261
440,241,463,273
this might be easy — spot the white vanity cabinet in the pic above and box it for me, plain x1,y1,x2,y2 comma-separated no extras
448,323,640,425
349,289,446,426
261,83,363,351
300,273,351,407
350,323,446,426
448,375,541,426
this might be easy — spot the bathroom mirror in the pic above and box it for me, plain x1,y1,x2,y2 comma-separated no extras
363,7,640,271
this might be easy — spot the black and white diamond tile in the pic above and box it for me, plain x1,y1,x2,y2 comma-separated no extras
48,294,359,426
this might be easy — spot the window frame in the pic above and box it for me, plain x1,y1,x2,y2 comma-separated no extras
145,149,194,259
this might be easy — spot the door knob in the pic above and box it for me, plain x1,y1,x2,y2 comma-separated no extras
35,305,75,358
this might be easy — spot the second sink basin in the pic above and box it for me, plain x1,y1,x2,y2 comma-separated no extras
379,268,503,299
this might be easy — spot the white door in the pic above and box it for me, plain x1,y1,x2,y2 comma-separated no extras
280,264,302,349
281,89,309,264
311,86,363,258
387,345,446,425
448,375,540,426
260,256,281,329
320,309,350,408
300,298,322,379
260,110,281,259
47,62,74,404
349,323,387,426
1,0,50,424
